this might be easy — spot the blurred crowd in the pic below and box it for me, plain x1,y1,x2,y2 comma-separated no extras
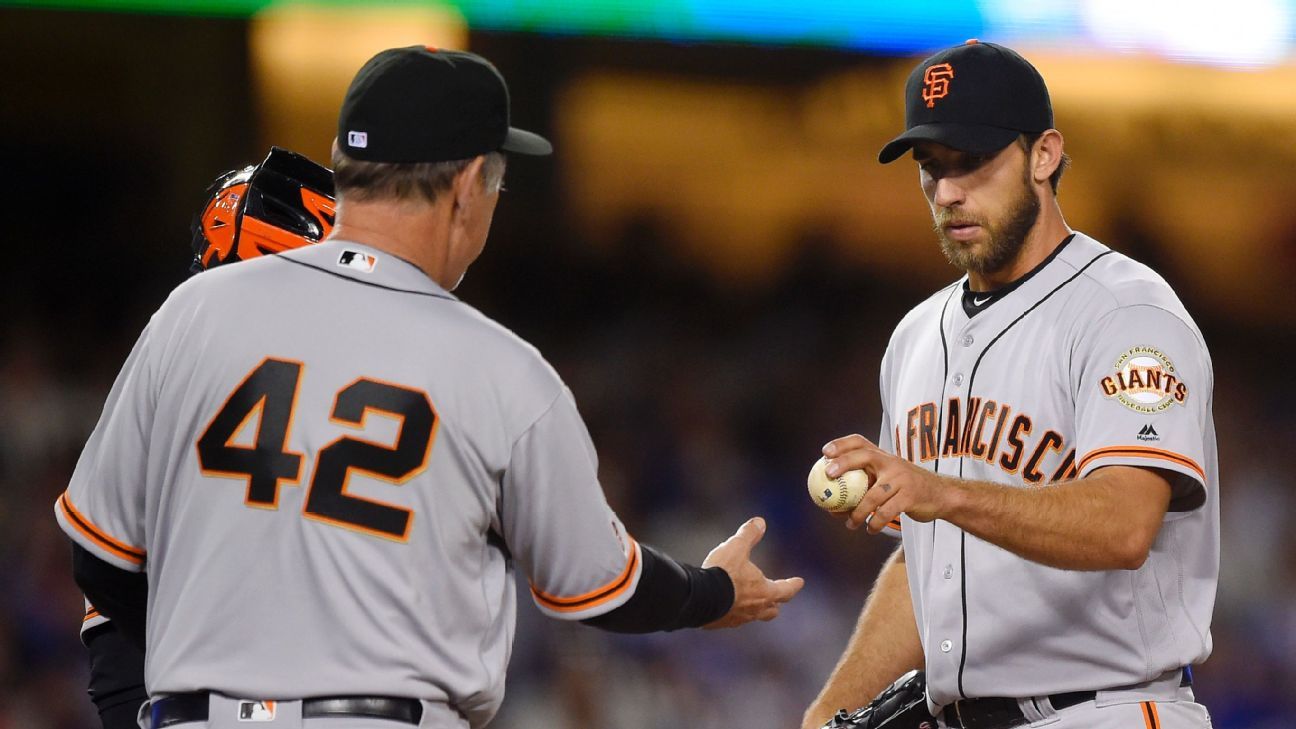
1,216,1292,729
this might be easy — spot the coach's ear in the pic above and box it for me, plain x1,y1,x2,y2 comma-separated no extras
451,155,489,212
1030,129,1065,188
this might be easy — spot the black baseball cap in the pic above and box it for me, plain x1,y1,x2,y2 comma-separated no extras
878,40,1052,164
338,46,552,163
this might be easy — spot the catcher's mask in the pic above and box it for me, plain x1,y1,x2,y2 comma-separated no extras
191,147,336,271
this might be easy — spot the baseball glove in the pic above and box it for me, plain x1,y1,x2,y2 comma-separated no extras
821,670,935,729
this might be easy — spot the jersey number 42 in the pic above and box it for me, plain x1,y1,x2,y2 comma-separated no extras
196,357,437,542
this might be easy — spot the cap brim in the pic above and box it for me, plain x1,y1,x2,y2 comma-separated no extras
878,123,1019,164
502,127,553,156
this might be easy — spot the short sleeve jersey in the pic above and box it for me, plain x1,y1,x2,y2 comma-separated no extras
879,233,1218,708
55,241,641,727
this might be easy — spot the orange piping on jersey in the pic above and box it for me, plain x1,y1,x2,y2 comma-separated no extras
886,518,902,531
1077,446,1205,482
531,538,640,613
58,493,146,566
1141,701,1160,729
83,607,102,622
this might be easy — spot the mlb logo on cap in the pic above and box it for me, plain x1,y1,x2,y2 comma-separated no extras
338,249,377,273
337,46,552,163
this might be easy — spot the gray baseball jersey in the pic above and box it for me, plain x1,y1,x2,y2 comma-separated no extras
877,233,1218,708
55,240,641,727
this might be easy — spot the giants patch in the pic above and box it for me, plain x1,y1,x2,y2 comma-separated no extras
1100,346,1188,413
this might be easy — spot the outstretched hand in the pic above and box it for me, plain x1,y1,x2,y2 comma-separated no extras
701,517,805,629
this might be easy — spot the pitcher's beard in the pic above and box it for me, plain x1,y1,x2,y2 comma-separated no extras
936,180,1041,276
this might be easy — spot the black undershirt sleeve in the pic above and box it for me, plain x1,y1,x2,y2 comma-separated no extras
83,624,148,729
71,543,148,650
580,544,734,633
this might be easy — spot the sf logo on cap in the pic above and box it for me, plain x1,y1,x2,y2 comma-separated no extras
922,63,954,108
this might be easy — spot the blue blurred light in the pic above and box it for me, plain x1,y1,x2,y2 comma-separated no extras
4,0,1294,66
450,0,1296,66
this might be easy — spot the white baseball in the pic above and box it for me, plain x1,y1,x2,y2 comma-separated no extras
807,457,871,513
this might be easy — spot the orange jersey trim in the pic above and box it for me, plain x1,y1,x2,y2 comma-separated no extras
1141,701,1160,729
1077,446,1205,482
83,607,102,623
531,538,640,613
58,492,146,566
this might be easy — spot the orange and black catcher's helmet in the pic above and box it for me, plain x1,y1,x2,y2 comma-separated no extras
191,147,336,271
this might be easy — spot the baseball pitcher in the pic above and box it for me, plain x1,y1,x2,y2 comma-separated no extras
78,147,338,729
804,41,1217,729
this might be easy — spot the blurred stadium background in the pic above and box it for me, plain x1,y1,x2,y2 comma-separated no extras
2,1,1294,727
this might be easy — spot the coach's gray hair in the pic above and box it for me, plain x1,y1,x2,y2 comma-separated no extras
332,150,506,204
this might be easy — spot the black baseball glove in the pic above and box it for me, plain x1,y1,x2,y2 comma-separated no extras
821,670,935,729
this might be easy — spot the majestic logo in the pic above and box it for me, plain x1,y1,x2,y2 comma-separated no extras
922,63,955,108
1137,424,1160,442
337,250,377,273
1100,346,1188,414
347,130,368,149
237,700,276,722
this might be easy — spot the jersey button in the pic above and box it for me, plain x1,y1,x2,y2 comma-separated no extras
943,565,953,579
940,639,953,653
952,373,965,386
960,334,974,347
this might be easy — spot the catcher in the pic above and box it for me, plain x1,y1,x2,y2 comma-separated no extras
78,146,337,729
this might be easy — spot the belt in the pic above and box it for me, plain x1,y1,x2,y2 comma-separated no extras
151,693,424,728
942,668,1193,729
942,691,1093,729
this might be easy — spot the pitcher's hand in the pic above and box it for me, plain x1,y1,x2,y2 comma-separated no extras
823,436,952,533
